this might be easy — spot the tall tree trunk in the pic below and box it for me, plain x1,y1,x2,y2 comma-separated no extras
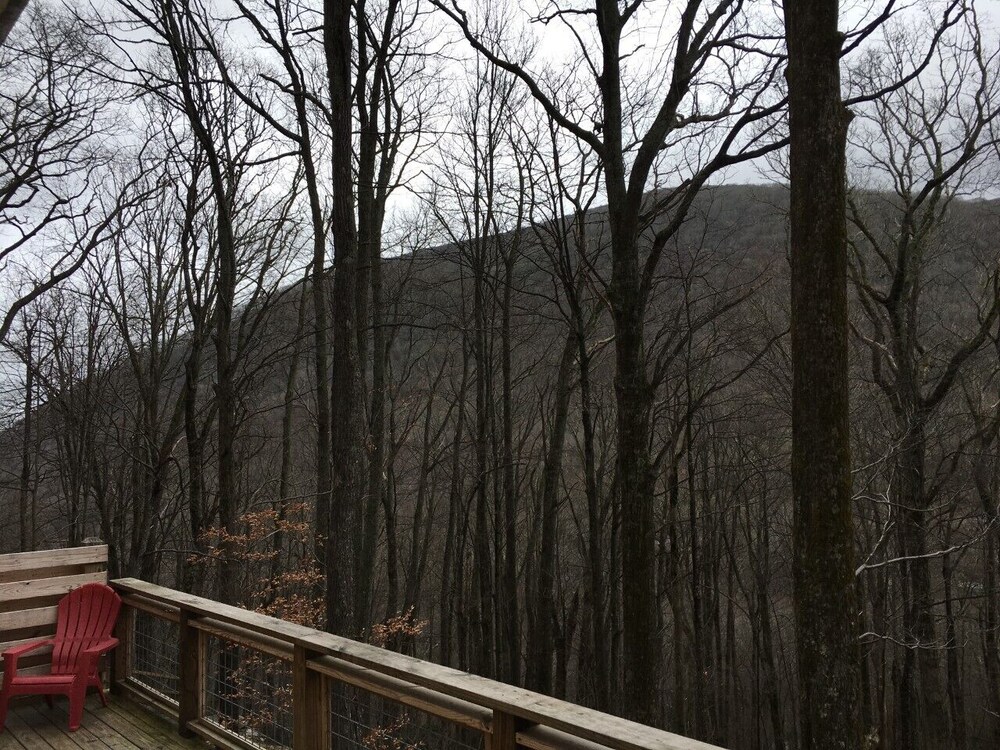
181,335,207,595
306,128,332,621
577,319,610,711
500,253,519,685
975,456,1000,745
440,345,470,666
611,251,658,725
271,285,308,591
686,411,704,736
354,4,384,636
942,547,966,749
19,324,34,551
323,0,363,635
756,493,786,750
894,416,947,749
471,235,495,677
362,227,386,628
668,456,687,731
160,3,240,606
784,2,863,748
527,333,575,693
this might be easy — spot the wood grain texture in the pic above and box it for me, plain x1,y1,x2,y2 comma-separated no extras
192,617,293,661
488,710,518,750
176,611,204,738
311,655,491,732
112,605,135,688
0,546,107,576
0,605,59,631
292,645,330,750
0,573,107,603
0,694,203,749
119,594,180,623
519,725,617,750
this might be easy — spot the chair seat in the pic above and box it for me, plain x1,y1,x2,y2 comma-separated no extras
9,674,76,687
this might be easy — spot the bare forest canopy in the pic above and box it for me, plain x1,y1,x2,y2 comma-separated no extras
3,1,1000,749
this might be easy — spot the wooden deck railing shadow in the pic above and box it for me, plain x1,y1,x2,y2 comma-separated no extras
111,578,725,750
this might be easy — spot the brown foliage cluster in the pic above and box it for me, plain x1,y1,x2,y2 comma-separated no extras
362,715,423,750
367,606,427,649
190,503,325,626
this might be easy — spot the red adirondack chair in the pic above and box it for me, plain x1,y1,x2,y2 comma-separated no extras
0,582,121,732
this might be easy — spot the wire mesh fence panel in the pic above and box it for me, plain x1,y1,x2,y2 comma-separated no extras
130,610,180,703
330,685,487,750
124,606,486,750
203,634,294,749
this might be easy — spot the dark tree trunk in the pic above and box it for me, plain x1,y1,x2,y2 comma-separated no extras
471,233,496,677
162,4,240,606
306,130,332,621
975,456,1000,745
578,317,610,711
271,285,308,590
942,548,966,750
323,0,363,635
440,345,470,667
784,2,863,748
587,1,661,724
499,252,519,685
756,496,786,750
354,9,380,635
527,333,575,693
18,324,34,552
667,456,687,731
893,416,947,749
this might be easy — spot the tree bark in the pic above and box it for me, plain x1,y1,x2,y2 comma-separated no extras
18,323,34,551
323,0,363,635
784,2,863,748
528,332,576,693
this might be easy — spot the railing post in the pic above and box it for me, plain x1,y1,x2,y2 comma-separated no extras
178,610,205,737
489,710,520,750
112,603,134,691
293,644,330,750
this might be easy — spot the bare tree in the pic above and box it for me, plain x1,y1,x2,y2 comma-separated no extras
430,0,785,721
0,5,141,344
847,11,1000,747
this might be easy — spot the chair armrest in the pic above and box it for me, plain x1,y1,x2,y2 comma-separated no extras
3,638,54,659
81,638,119,658
2,638,54,662
76,637,119,677
2,638,54,679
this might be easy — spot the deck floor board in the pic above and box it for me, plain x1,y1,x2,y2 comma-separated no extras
0,695,204,749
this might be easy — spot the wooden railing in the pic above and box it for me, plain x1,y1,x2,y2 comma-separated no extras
110,578,724,750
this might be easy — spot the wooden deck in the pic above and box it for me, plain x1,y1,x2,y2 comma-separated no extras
0,694,205,749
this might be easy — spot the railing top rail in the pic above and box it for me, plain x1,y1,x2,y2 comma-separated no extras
111,577,724,750
0,544,108,576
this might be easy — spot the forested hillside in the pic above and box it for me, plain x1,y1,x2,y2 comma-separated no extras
2,1,1000,749
4,179,1000,748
